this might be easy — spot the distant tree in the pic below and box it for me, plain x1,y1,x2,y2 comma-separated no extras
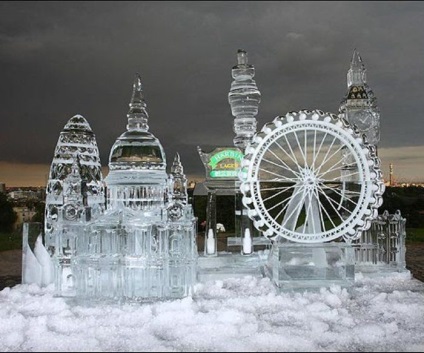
0,193,17,233
31,201,46,224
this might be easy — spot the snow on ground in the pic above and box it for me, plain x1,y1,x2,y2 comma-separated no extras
1,272,424,352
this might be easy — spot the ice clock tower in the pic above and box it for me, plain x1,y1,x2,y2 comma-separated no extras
339,49,380,150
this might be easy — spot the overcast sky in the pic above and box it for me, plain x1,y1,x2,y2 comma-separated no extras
1,1,423,186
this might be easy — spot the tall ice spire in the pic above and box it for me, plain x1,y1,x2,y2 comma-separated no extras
228,49,261,150
127,73,149,131
347,49,367,88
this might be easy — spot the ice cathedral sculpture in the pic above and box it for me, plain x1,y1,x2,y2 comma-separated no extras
44,114,105,295
71,74,197,302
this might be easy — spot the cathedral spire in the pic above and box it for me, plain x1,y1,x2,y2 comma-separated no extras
126,73,149,131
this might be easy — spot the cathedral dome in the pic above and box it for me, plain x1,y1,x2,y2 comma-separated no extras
109,129,166,171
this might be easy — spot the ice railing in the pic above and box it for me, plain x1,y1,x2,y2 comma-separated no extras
352,210,406,271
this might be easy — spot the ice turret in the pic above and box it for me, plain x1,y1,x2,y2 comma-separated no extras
170,153,188,205
339,49,380,147
228,49,261,150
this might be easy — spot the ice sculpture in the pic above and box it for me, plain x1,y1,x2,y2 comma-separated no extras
228,49,261,150
44,114,105,296
239,110,385,290
34,234,55,286
353,210,407,273
21,223,53,286
72,74,197,302
339,49,380,147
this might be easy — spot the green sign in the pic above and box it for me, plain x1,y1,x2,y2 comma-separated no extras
204,148,244,179
208,149,244,169
210,170,238,178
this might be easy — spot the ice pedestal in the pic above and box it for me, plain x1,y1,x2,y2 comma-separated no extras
197,251,268,282
264,242,355,291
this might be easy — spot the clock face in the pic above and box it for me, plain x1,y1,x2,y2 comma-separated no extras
63,204,78,221
350,110,372,131
167,202,183,221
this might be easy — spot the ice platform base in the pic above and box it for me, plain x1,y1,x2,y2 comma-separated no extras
264,242,355,292
197,251,268,283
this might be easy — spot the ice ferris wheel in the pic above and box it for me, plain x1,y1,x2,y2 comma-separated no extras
239,110,385,243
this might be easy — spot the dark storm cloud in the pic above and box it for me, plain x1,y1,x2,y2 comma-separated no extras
0,1,423,177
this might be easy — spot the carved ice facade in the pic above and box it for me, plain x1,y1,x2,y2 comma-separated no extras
44,115,105,296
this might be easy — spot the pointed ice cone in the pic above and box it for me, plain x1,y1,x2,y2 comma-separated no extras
206,228,216,255
243,228,252,254
22,244,42,286
34,234,54,286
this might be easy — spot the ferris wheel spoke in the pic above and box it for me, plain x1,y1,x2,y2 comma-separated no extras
313,187,328,232
260,184,297,192
258,167,298,182
267,185,303,213
314,187,337,229
273,185,305,219
320,183,359,205
318,158,356,179
304,129,308,167
301,191,315,233
315,135,338,174
292,130,307,168
260,182,295,191
274,139,300,169
316,145,346,176
262,155,301,178
326,171,360,182
317,184,353,218
311,131,328,172
281,189,307,230
311,129,317,169
266,148,302,178
282,134,302,168
262,184,296,202
316,184,348,223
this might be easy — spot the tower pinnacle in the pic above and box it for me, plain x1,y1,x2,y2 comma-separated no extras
126,73,149,131
228,49,261,150
339,49,380,147
347,49,367,88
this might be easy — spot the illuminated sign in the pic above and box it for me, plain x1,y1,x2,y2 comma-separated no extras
208,148,243,179
198,147,244,180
